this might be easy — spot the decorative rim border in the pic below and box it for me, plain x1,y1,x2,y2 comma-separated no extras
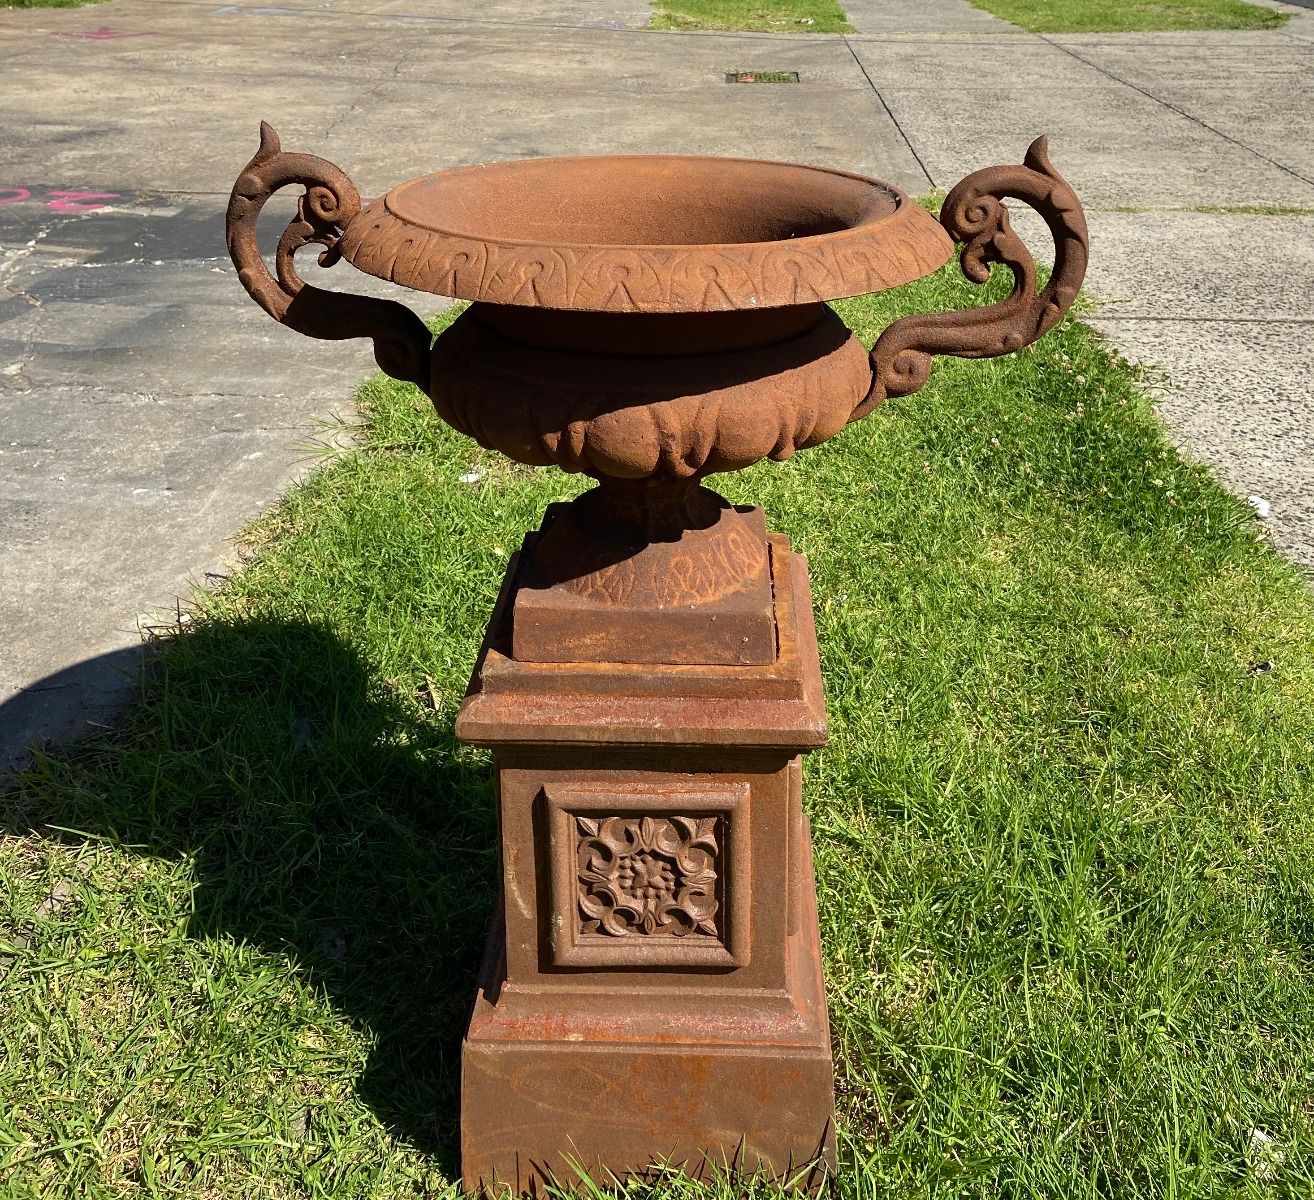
338,157,953,312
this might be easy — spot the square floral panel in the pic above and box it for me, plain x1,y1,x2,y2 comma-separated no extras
545,782,751,969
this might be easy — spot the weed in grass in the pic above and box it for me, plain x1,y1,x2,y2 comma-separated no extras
3,0,104,9
4,270,1314,1196
726,70,801,83
1103,204,1314,218
916,190,947,215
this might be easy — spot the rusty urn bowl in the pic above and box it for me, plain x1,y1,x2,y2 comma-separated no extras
341,153,955,482
227,124,1087,665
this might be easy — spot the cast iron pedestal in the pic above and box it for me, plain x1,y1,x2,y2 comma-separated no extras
456,523,835,1195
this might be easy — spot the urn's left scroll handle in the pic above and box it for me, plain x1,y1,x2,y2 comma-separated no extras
226,122,432,391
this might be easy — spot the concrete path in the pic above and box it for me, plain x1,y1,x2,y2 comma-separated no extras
2,0,1312,770
845,11,1314,570
842,0,1013,33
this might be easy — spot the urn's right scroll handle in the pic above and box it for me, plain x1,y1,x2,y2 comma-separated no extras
849,136,1088,424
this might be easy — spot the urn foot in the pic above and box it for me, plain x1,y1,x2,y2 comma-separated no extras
513,481,775,667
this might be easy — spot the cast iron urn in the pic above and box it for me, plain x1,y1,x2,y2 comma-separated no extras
227,123,1088,1195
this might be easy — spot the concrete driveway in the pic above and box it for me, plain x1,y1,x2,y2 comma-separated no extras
2,0,1312,769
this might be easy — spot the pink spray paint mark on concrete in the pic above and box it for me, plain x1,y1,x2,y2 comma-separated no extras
47,191,122,213
0,189,121,212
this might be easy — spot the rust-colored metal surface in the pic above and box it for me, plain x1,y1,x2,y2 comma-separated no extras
226,127,1086,666
459,542,835,1192
459,535,828,750
428,304,868,483
336,154,954,312
225,125,1089,1194
853,137,1089,421
512,492,777,666
226,123,432,390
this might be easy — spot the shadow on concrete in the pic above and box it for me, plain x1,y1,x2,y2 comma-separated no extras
0,618,494,1172
1,644,147,779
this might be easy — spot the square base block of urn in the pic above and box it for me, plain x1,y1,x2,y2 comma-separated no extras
456,535,836,1196
460,810,835,1196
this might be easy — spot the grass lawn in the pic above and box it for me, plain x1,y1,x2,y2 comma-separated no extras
2,0,105,9
970,0,1287,32
4,262,1314,1196
650,0,851,34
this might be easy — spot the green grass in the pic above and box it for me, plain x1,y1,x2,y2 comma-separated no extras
650,0,851,34
1105,204,1314,217
4,263,1314,1197
2,0,105,9
1188,204,1314,216
969,0,1287,32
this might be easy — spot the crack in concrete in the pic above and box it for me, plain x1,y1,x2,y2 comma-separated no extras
323,39,416,141
842,35,935,187
1091,314,1314,325
0,225,57,396
0,256,231,279
0,210,122,393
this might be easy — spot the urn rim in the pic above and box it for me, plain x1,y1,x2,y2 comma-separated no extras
336,153,954,314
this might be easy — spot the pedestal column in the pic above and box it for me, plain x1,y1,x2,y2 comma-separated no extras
457,519,836,1195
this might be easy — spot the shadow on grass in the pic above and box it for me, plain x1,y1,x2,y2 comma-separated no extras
0,616,496,1175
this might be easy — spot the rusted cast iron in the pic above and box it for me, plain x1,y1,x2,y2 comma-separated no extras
853,137,1089,421
226,128,1088,1194
456,534,835,1190
226,129,1085,667
226,124,432,390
